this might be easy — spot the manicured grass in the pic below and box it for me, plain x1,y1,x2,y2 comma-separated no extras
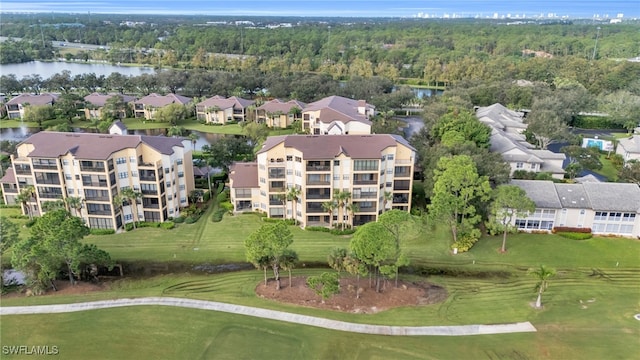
0,118,67,129
2,267,638,359
593,154,619,181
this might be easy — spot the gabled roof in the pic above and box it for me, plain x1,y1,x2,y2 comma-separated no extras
197,95,254,110
84,93,136,107
0,168,15,184
256,99,306,113
617,135,640,154
303,95,372,125
135,93,191,107
476,103,526,131
110,120,127,132
229,162,258,188
512,180,640,212
510,180,562,209
18,132,184,160
258,134,415,160
6,93,58,106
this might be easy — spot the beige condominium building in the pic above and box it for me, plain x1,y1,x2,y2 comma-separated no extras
229,134,415,228
1,132,194,230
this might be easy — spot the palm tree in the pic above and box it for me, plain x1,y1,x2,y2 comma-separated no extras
528,265,556,309
322,200,337,227
334,190,352,231
187,132,199,150
286,186,302,225
382,191,393,212
277,192,288,220
120,188,143,229
346,202,360,229
167,125,185,138
208,105,221,123
65,196,84,217
16,186,36,220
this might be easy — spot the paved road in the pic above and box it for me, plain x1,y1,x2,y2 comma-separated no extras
0,297,537,336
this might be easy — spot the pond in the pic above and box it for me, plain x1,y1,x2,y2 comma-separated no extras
0,61,154,79
0,126,232,152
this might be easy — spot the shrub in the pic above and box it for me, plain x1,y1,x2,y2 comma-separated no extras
137,221,161,228
24,218,37,227
262,218,295,225
219,201,233,212
125,223,134,231
160,221,175,230
330,228,356,235
0,204,20,209
211,208,226,222
217,189,229,203
552,226,592,234
557,232,593,240
451,230,481,253
173,216,185,224
306,226,331,233
202,190,211,202
90,228,116,235
185,216,200,224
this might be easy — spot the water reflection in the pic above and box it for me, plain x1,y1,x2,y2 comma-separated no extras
0,126,234,152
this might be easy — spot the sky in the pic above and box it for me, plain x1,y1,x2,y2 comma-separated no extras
0,1,638,18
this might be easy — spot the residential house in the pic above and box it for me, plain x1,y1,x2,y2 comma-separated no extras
476,103,566,179
83,93,136,120
2,132,195,230
511,180,640,238
0,168,19,205
109,120,128,135
616,135,640,163
302,96,375,135
195,96,255,124
133,93,192,120
255,99,306,128
229,134,415,228
5,93,58,119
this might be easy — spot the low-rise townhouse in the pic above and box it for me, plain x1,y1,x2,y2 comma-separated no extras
5,93,58,119
83,93,136,120
195,96,255,124
133,93,192,120
255,99,306,128
511,179,640,238
302,96,375,135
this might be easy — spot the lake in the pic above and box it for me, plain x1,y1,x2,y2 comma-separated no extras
0,61,155,79
0,126,231,152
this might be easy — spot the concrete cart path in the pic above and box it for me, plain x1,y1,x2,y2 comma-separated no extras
0,297,537,336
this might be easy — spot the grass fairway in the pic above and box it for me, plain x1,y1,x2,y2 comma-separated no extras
1,266,639,359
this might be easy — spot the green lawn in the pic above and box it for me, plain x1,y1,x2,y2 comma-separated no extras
1,267,638,359
594,154,619,181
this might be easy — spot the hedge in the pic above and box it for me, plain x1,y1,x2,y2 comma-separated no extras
160,221,175,230
173,216,185,223
90,228,116,235
210,208,226,222
552,226,592,234
557,232,593,240
306,226,357,235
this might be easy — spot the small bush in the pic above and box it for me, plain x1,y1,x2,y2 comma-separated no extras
8,214,28,220
185,216,200,224
552,226,592,234
137,221,161,228
173,216,185,223
160,221,175,230
262,218,295,225
0,204,20,209
330,228,356,235
451,231,481,253
125,223,134,231
90,228,116,235
306,226,331,233
219,201,233,212
217,189,229,203
24,219,37,227
557,232,593,240
211,208,226,222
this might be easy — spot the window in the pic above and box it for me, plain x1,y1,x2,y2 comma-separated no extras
286,155,293,161
168,195,173,200
116,157,126,164
67,188,74,195
131,171,138,177
343,174,350,180
62,159,69,165
180,197,187,203
386,182,392,188
179,185,185,190
295,156,301,162
259,177,266,184
286,169,293,175
124,214,133,221
165,168,170,174
177,159,183,165
387,154,394,160
65,174,72,180
178,171,184,178
333,175,340,180
295,170,301,177
381,156,386,162
354,160,378,171
89,218,113,229
118,172,128,179
169,209,174,214
334,160,340,166
166,181,171,187
130,156,136,163
387,169,393,174
516,162,524,169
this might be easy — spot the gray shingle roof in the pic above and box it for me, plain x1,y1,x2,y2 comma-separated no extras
512,180,640,212
19,132,184,160
510,180,562,208
476,103,526,131
0,168,15,184
617,135,640,154
84,93,136,107
197,95,254,110
135,93,191,107
257,99,306,113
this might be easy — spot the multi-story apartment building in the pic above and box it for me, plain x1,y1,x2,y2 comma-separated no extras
83,93,136,120
1,132,194,230
133,93,192,120
195,95,255,124
5,93,58,119
255,99,306,128
301,96,375,135
229,134,415,228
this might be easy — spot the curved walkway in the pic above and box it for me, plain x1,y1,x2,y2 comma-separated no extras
0,297,536,336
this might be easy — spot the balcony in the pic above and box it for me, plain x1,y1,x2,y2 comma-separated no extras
306,193,331,200
139,175,157,182
2,186,18,194
305,205,325,214
80,165,106,173
141,189,158,196
82,181,109,187
32,164,58,171
306,165,330,172
85,196,110,202
353,192,377,199
235,201,252,212
269,199,283,206
393,194,409,204
14,166,32,175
